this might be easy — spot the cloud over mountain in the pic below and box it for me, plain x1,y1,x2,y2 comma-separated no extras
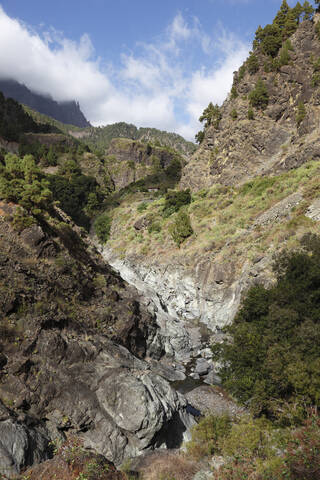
0,5,249,139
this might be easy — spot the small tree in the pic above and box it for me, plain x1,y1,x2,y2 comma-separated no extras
199,102,222,129
195,130,205,144
169,210,193,246
247,54,259,74
249,78,269,109
0,154,52,215
94,212,112,243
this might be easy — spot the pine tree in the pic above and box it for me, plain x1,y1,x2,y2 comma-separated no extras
292,2,303,23
283,10,298,39
249,78,269,110
195,130,205,144
302,1,314,20
274,0,290,30
199,102,222,129
247,54,259,74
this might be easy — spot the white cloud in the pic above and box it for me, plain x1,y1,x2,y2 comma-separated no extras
0,5,250,140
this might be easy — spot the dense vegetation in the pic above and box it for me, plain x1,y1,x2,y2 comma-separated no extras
254,0,314,57
212,234,320,422
0,92,51,142
0,153,53,215
48,170,100,230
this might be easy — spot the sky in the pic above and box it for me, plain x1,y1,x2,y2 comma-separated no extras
0,0,310,140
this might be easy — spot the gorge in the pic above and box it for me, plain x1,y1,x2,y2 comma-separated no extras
0,2,320,479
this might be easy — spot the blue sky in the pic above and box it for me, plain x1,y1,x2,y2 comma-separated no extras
0,1,311,139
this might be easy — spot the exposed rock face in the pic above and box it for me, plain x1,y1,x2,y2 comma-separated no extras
181,19,320,191
105,138,180,190
0,415,50,478
306,197,320,221
99,245,273,337
0,210,195,475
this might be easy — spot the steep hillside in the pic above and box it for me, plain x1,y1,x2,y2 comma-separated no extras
0,79,90,128
181,14,320,190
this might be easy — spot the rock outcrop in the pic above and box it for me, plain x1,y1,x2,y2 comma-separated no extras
105,138,182,191
0,208,195,476
100,245,273,335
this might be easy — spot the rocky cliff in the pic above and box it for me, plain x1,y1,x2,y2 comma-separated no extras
105,138,183,191
181,17,320,191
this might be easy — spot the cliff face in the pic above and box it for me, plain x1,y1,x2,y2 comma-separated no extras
0,79,90,128
181,18,320,191
105,138,183,191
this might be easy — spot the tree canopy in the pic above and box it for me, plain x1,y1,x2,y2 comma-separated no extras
212,234,320,422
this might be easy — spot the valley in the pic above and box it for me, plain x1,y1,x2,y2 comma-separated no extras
0,2,320,479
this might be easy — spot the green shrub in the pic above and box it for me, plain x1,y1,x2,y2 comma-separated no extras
248,108,254,120
230,108,238,120
162,189,191,217
247,54,259,74
249,78,269,109
186,414,231,460
12,207,36,232
238,65,246,80
165,157,182,180
0,153,53,215
148,221,161,234
220,416,273,459
212,235,320,421
312,73,320,87
94,213,112,243
279,44,291,66
168,210,193,246
230,85,238,99
282,415,320,479
195,130,205,144
137,201,149,213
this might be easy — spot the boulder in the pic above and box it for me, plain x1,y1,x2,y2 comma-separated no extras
195,358,211,376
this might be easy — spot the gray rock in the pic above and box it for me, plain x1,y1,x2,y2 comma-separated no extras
0,419,50,478
193,470,213,480
306,198,320,221
195,358,211,376
201,348,213,359
203,371,222,386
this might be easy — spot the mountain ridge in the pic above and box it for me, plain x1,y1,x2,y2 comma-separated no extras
0,78,90,128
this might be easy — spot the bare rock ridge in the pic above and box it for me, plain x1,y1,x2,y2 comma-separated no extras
0,78,90,128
